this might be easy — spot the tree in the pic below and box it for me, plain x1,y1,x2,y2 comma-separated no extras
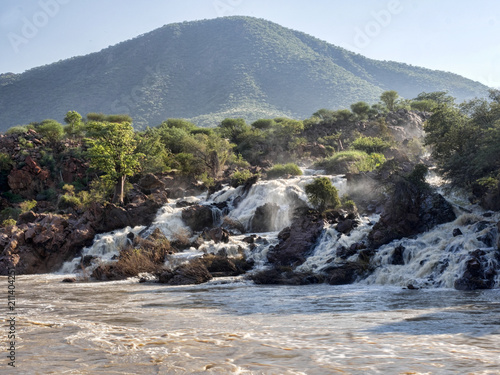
305,177,340,212
380,90,399,111
64,110,84,138
85,121,142,204
350,101,371,121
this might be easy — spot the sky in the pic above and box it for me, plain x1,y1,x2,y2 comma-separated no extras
1,0,499,87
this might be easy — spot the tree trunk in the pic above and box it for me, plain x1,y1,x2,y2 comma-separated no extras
113,175,126,205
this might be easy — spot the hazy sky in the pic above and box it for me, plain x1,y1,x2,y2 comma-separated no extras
1,0,499,87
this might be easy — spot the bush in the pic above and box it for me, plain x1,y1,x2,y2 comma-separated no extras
305,177,340,212
230,169,255,187
1,219,17,227
267,163,302,179
341,195,357,212
0,153,13,171
351,136,391,154
3,191,23,203
19,200,36,213
6,126,28,135
58,194,81,210
314,151,385,174
36,120,64,143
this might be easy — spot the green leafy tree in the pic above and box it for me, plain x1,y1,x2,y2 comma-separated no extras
350,101,371,121
305,177,340,212
85,121,142,204
380,90,399,111
64,110,84,138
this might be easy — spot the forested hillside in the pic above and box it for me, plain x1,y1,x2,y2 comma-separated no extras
0,17,489,131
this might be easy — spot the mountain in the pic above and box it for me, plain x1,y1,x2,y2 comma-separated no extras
0,16,489,130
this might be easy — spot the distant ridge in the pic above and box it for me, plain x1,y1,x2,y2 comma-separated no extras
0,16,489,130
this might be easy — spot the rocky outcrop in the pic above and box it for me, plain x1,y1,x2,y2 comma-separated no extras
385,109,430,142
0,190,168,275
454,249,497,290
267,208,325,267
368,180,456,249
0,213,95,274
250,203,280,232
181,205,215,231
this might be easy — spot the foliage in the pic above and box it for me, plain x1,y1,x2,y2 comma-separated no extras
36,119,64,143
341,195,357,212
267,163,302,179
19,200,37,213
1,219,17,227
230,169,255,186
350,136,391,154
424,96,500,187
407,164,430,190
380,90,399,111
6,125,28,135
64,111,85,138
85,121,142,204
0,152,13,171
350,101,371,121
305,177,340,212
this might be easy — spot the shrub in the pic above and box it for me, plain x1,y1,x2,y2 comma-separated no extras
351,136,391,154
267,163,302,179
6,126,28,135
230,169,255,187
58,194,82,210
0,153,13,171
1,219,17,227
305,177,340,212
3,191,23,203
341,195,357,212
314,151,385,174
36,120,64,143
19,200,36,213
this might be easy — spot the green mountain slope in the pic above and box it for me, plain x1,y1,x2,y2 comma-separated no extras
0,17,489,130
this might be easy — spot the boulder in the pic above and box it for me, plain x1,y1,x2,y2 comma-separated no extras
158,259,212,285
454,249,497,290
181,205,215,231
250,203,280,232
368,179,456,249
267,208,325,267
323,262,365,285
203,227,229,243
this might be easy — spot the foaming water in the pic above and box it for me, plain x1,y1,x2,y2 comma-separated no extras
7,275,500,374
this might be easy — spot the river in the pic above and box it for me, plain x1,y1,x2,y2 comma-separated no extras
3,275,500,374
4,173,500,374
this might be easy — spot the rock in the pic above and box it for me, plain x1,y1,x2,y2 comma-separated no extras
454,249,497,290
250,203,280,232
389,244,405,265
203,227,230,244
368,179,456,249
267,208,325,267
452,228,463,237
62,278,76,283
251,267,322,285
201,254,239,277
138,173,166,193
336,219,355,234
323,262,365,285
158,259,212,285
181,205,215,231
17,211,38,225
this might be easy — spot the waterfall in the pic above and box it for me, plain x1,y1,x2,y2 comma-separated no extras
58,171,499,289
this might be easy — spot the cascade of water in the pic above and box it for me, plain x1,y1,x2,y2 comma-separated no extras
59,225,146,273
362,211,500,288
